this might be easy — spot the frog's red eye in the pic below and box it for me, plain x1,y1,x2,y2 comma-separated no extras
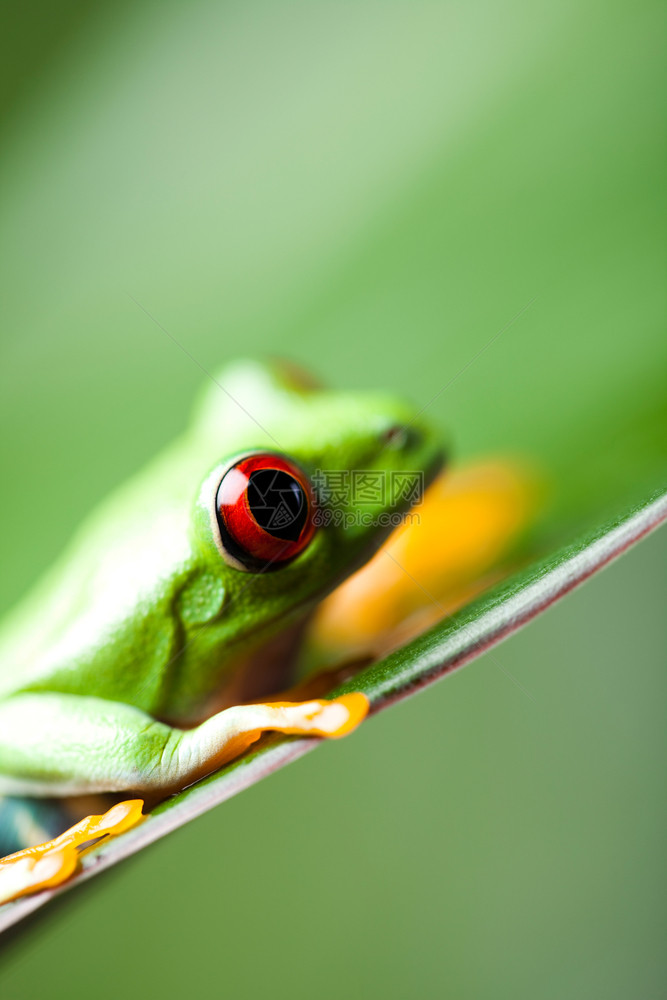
215,453,316,572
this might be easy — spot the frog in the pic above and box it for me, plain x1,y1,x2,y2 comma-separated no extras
0,359,443,901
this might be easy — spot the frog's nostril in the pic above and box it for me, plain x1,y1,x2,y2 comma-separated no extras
382,425,420,450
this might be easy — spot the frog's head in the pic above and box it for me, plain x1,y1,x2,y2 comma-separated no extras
190,358,445,640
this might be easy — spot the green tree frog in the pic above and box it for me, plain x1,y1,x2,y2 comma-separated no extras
0,360,442,850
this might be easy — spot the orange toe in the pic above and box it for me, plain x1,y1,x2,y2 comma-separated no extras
0,800,145,905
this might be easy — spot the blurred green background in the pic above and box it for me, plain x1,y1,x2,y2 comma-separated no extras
0,0,665,996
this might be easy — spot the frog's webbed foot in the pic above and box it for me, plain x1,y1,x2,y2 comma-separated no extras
190,693,370,775
0,800,144,905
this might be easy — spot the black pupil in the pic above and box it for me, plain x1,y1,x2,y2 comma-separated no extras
246,469,308,541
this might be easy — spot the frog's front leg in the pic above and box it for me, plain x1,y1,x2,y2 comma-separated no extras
0,691,369,797
0,691,368,903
